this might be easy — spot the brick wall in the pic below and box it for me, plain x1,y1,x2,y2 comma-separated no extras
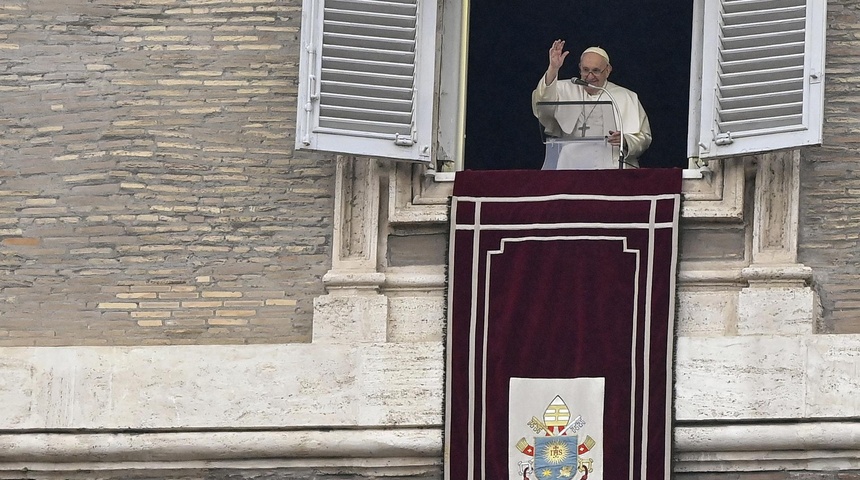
799,0,860,333
0,0,333,345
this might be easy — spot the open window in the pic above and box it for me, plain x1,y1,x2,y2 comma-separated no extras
296,0,825,169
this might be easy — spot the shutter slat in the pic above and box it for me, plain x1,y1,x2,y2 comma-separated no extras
321,69,414,88
718,77,802,96
720,53,805,73
723,5,805,23
718,89,803,109
720,41,804,61
721,30,805,49
326,9,416,28
721,18,805,36
322,56,415,77
323,32,415,51
323,44,414,64
327,0,416,16
320,92,413,111
320,105,413,125
324,18,416,38
318,117,412,136
721,0,805,14
321,80,413,100
718,102,802,122
717,114,803,132
719,65,804,86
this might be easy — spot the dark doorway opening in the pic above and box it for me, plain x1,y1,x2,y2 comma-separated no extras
463,0,694,170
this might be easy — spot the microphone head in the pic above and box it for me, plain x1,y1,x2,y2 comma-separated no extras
572,78,590,86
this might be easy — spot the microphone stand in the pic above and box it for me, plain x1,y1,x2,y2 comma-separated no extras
572,78,625,169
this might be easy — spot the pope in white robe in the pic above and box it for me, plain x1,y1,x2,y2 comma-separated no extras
532,43,652,170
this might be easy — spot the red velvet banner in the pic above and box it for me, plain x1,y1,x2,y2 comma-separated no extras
445,169,682,480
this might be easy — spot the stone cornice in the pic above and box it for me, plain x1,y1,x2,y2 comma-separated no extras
674,422,860,472
2,423,859,473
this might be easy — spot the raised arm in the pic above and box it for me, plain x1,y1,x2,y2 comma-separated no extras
545,39,570,86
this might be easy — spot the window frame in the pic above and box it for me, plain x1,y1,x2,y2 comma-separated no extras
296,0,826,169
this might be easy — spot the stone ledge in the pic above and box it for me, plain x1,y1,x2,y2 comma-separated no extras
0,428,441,462
0,344,444,430
674,422,860,472
2,423,859,474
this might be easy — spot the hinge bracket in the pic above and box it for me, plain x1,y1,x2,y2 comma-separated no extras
394,134,415,146
715,132,734,146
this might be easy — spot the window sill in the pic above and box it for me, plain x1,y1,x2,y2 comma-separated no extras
431,168,707,183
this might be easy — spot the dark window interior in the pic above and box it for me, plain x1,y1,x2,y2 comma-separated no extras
464,0,694,170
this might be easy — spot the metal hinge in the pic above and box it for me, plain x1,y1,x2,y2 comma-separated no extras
810,69,822,84
394,133,415,146
715,132,734,146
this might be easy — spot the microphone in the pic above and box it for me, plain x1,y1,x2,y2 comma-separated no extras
571,78,626,169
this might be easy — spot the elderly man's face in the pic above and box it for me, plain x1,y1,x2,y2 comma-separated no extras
579,52,612,88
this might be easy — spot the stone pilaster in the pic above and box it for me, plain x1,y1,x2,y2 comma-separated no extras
313,157,388,343
738,150,817,334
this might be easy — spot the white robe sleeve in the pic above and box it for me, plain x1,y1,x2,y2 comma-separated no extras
533,77,587,136
619,90,652,162
605,85,651,166
532,76,561,136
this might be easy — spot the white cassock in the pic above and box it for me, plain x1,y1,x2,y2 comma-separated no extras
532,77,652,170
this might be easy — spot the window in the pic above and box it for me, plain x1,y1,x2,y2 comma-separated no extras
460,0,694,170
296,0,825,167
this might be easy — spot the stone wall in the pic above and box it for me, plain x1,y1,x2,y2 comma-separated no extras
799,0,860,334
0,0,333,346
2,0,859,478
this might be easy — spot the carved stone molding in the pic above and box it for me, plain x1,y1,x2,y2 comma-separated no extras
749,149,803,266
0,429,442,462
674,422,860,472
4,422,859,473
317,156,388,343
388,162,451,226
681,157,746,220
391,158,747,226
737,150,817,333
327,156,382,278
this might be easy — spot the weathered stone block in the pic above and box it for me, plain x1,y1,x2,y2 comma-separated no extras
313,294,387,343
738,287,817,335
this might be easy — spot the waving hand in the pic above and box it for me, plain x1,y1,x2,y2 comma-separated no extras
545,39,570,85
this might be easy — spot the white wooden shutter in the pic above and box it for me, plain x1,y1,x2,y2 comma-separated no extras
296,0,436,162
697,0,825,158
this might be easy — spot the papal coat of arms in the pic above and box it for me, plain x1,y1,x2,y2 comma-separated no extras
514,395,597,480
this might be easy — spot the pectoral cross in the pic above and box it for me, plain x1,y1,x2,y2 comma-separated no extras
577,121,590,137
